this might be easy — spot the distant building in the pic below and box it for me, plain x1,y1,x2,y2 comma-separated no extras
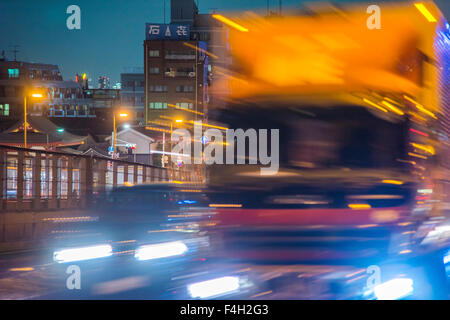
0,60,63,119
82,88,120,121
120,73,144,121
98,75,110,89
40,80,95,118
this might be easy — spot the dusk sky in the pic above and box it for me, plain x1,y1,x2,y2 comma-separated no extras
1,0,449,85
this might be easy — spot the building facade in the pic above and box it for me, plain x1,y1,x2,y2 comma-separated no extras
120,72,145,121
97,75,111,89
0,60,63,119
144,0,230,127
144,37,208,124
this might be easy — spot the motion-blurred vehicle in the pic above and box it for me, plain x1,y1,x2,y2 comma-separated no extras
174,2,450,299
49,183,211,298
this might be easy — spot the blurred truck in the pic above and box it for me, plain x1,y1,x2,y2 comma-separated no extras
177,1,450,299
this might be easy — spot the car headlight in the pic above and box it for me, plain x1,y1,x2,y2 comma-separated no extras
374,278,414,300
53,244,113,263
421,225,450,245
134,241,188,261
188,276,240,299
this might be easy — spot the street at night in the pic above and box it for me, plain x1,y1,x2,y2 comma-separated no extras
0,0,449,310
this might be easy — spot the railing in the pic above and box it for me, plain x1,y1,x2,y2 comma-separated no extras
0,145,200,212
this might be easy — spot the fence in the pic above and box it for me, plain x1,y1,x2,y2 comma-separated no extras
0,145,200,213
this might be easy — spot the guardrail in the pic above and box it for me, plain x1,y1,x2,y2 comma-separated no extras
0,145,200,212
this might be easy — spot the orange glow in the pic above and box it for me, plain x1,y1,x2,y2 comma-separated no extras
183,42,218,59
212,4,443,104
209,204,243,208
404,95,437,119
381,100,405,115
119,113,129,117
410,142,435,155
362,98,388,113
414,3,437,22
186,120,228,131
408,152,428,159
381,179,404,185
348,204,371,209
167,103,204,115
212,14,249,32
416,104,437,119
9,267,34,272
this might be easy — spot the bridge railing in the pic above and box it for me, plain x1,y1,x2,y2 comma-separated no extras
0,145,199,212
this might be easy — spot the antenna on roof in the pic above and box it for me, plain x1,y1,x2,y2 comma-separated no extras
10,45,20,61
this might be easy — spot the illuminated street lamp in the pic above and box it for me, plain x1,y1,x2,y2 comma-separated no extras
24,91,44,148
113,111,129,159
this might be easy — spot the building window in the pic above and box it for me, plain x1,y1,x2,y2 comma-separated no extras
165,50,196,59
8,69,19,78
165,67,195,77
149,85,168,92
176,102,193,110
149,67,159,74
149,50,160,57
176,85,194,93
0,104,10,116
149,102,167,109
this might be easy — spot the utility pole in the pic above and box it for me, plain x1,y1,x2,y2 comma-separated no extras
195,42,198,121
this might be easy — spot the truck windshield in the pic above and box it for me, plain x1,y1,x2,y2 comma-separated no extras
214,103,408,170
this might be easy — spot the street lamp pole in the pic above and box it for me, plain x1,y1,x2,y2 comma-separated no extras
113,113,116,159
112,111,129,159
24,91,44,148
24,96,27,148
170,121,173,151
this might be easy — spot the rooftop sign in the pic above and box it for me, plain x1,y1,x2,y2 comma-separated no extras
145,23,190,40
